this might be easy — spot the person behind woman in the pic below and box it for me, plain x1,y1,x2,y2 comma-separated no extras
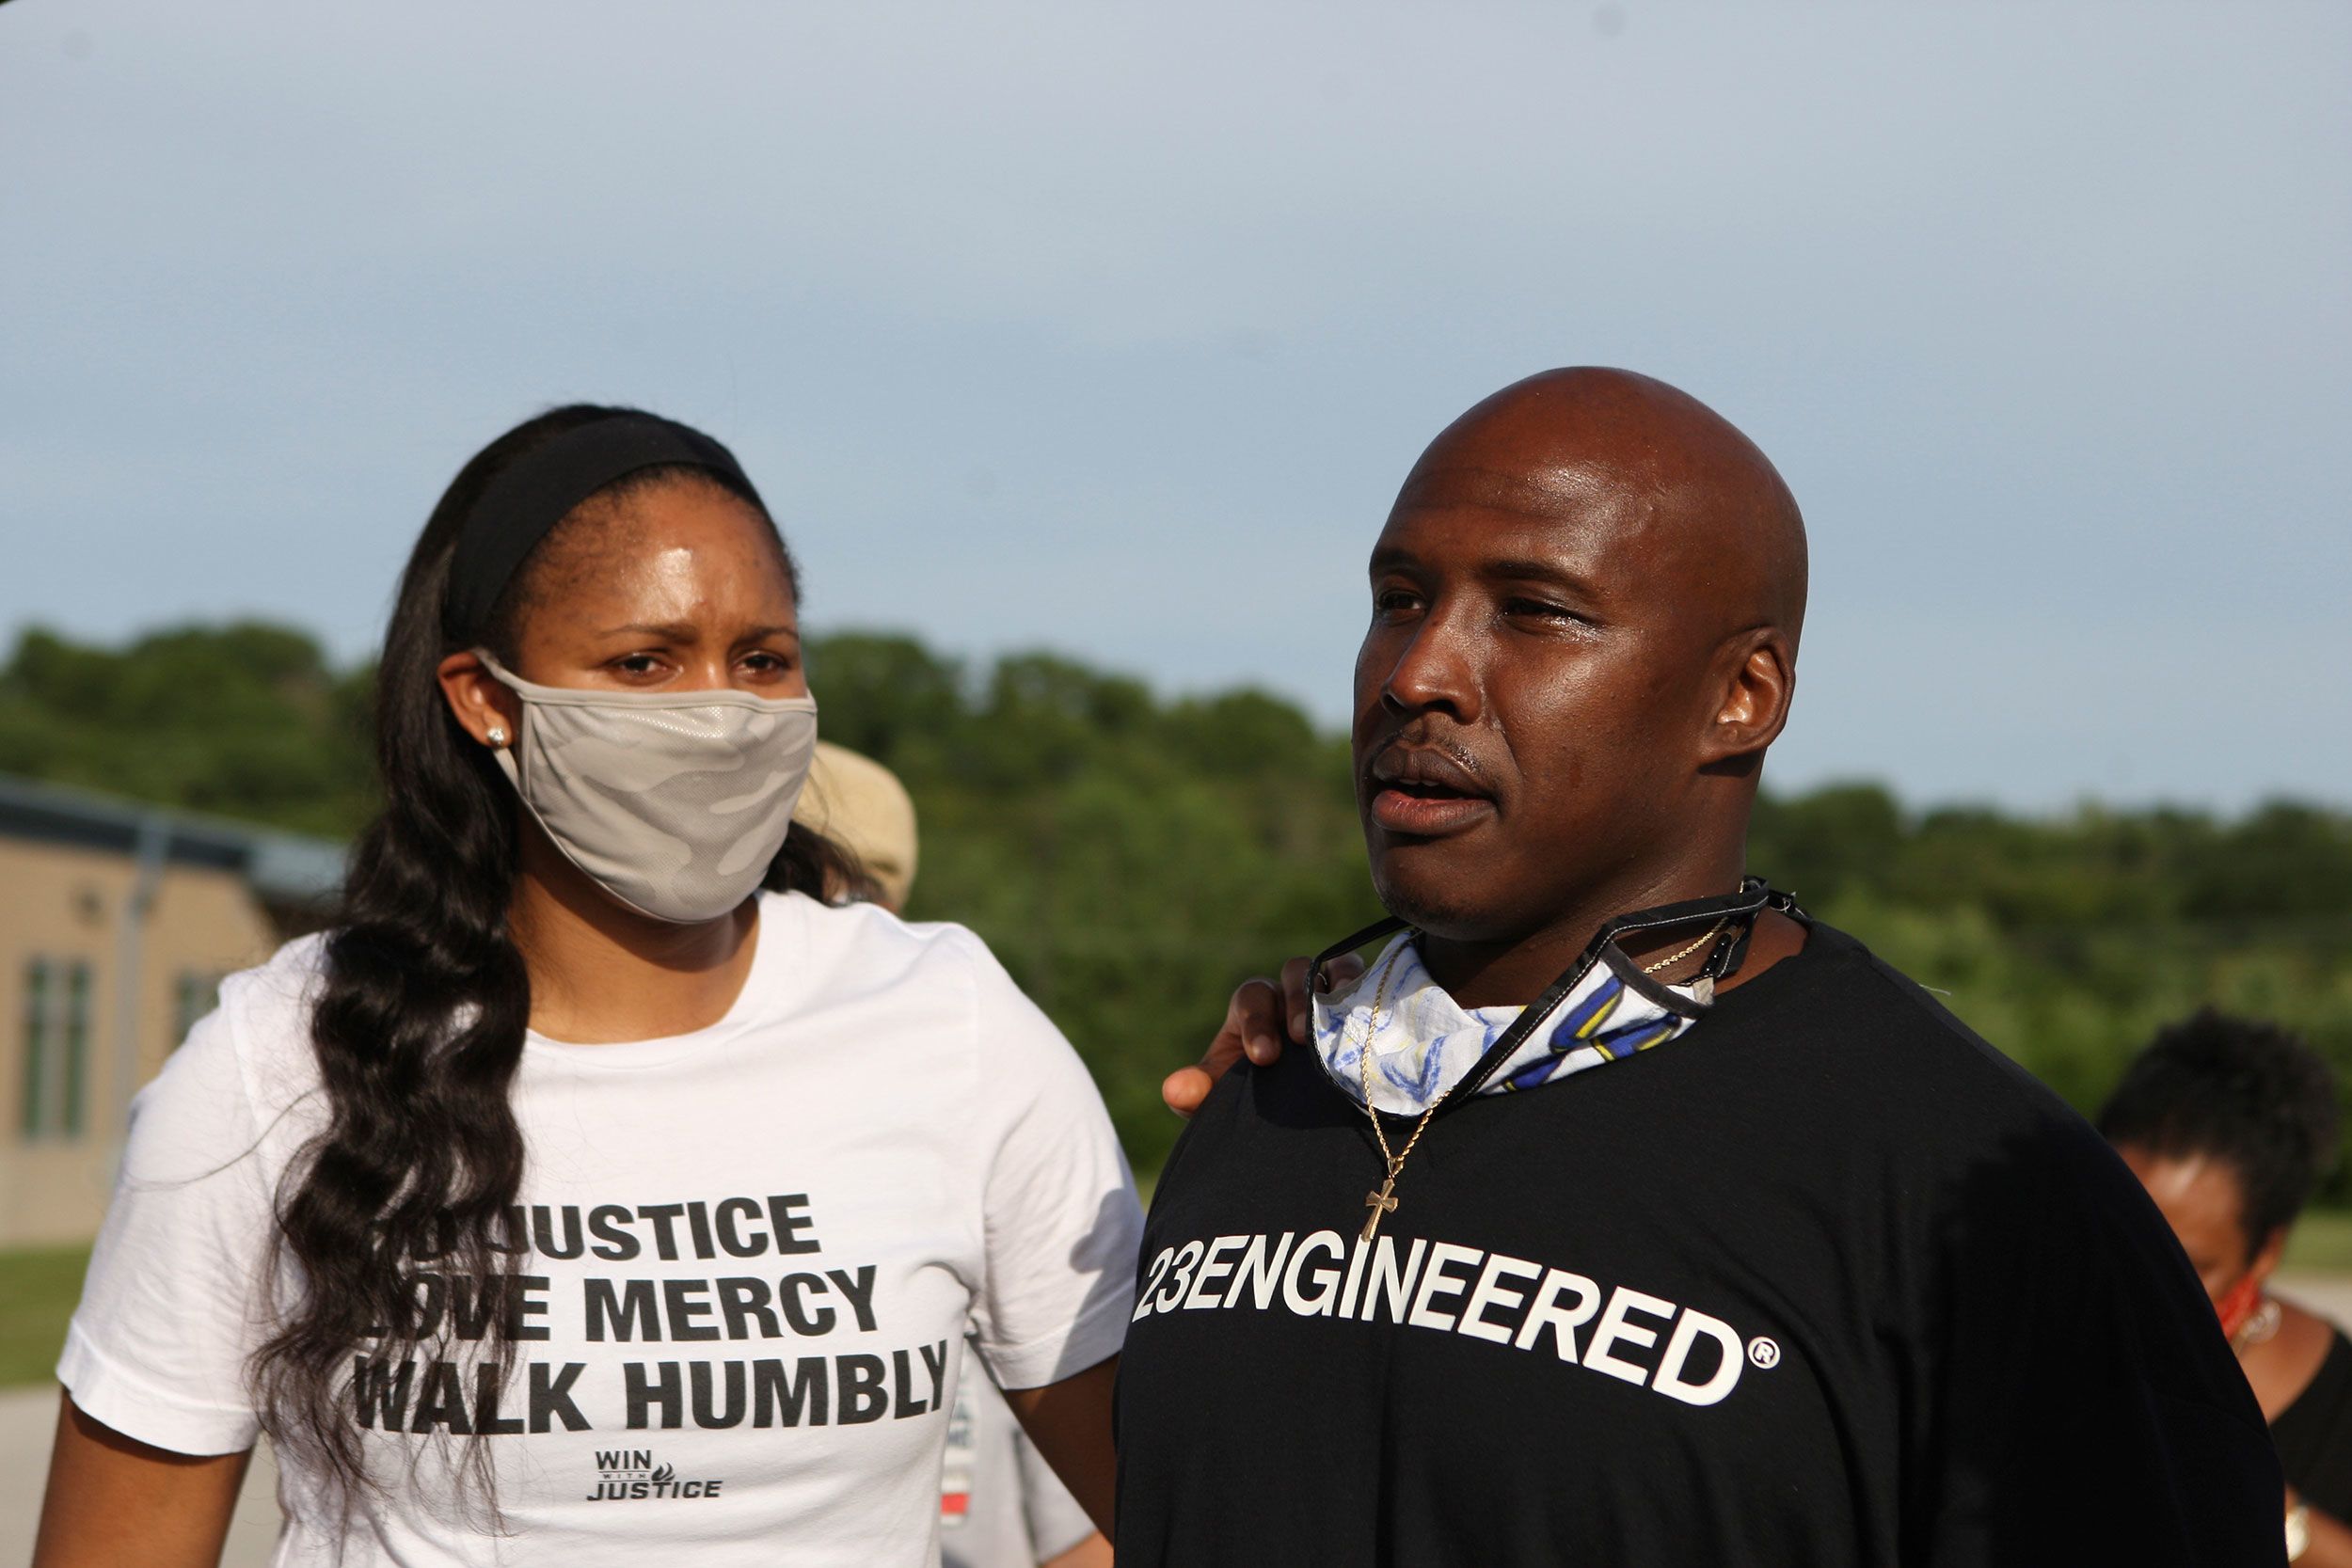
32,406,1140,1568
2101,1008,2351,1564
800,742,1112,1568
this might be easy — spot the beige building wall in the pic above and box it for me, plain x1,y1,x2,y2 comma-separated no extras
0,837,284,1246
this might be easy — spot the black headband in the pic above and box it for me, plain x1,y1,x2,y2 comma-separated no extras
443,413,765,642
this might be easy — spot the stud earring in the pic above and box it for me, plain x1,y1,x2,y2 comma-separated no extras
485,726,509,749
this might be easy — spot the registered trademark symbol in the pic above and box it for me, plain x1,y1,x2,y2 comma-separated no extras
1747,1336,1782,1370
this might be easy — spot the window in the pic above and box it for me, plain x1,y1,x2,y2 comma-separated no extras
21,957,93,1140
172,971,222,1050
19,962,45,1140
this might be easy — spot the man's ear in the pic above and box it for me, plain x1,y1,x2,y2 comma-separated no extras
437,650,522,751
1697,627,1796,765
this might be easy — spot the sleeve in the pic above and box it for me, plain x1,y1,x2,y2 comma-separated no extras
1015,1420,1103,1560
955,932,1144,1392
1902,1111,2288,1565
55,1005,279,1456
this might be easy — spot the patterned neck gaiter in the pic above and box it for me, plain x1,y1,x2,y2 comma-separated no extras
1311,933,1710,1116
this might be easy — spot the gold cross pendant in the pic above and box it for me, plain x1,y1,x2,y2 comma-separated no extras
1360,1176,1399,1242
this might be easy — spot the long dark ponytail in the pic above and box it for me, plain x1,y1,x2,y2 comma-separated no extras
253,404,863,1508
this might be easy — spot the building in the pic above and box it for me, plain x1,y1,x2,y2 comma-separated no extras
0,774,343,1247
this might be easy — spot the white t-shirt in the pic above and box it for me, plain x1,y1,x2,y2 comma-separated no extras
59,891,1140,1567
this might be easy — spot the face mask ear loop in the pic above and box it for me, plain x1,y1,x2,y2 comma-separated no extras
472,647,531,696
456,646,515,755
469,654,692,926
440,644,516,775
469,648,532,789
488,734,528,791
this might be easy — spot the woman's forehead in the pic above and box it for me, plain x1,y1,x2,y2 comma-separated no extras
2122,1147,2249,1237
522,480,795,626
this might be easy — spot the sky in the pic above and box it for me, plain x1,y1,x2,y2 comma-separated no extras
3,0,2346,813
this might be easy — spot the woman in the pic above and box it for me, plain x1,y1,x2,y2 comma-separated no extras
32,406,1140,1567
2101,1008,2352,1564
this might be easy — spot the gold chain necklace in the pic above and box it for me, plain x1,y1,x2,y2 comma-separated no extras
1354,914,1731,1243
1355,943,1423,1242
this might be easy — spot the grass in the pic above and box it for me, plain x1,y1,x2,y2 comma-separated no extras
2286,1211,2352,1273
0,1245,88,1387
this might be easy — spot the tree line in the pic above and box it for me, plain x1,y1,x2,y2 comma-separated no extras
6,622,2347,1182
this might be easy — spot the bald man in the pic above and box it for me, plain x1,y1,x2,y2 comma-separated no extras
1115,371,2281,1564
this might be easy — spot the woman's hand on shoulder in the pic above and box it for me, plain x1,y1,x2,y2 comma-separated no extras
1162,954,1362,1118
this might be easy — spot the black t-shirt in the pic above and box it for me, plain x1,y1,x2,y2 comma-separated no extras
2275,1327,2352,1519
1115,923,2281,1566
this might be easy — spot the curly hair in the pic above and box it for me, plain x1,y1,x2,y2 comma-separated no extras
2097,1008,2341,1254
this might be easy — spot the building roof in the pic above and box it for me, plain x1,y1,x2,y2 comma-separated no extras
0,772,347,907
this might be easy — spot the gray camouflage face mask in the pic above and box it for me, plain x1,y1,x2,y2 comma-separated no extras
475,652,819,925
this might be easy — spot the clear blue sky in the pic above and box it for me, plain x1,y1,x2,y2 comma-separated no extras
4,1,2345,811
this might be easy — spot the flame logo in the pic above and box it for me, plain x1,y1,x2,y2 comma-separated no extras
649,1464,675,1485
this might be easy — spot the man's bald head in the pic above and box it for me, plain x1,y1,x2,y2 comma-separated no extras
1394,368,1807,653
1353,368,1808,976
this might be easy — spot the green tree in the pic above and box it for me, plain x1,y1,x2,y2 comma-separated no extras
6,619,2347,1186
0,622,375,836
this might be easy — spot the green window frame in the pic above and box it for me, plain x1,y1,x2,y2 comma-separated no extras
61,960,89,1136
172,971,221,1052
20,957,93,1140
19,959,49,1140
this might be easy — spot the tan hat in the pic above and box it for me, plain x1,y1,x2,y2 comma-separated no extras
801,741,920,911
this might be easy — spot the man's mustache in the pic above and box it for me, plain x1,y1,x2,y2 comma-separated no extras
1359,731,1496,799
